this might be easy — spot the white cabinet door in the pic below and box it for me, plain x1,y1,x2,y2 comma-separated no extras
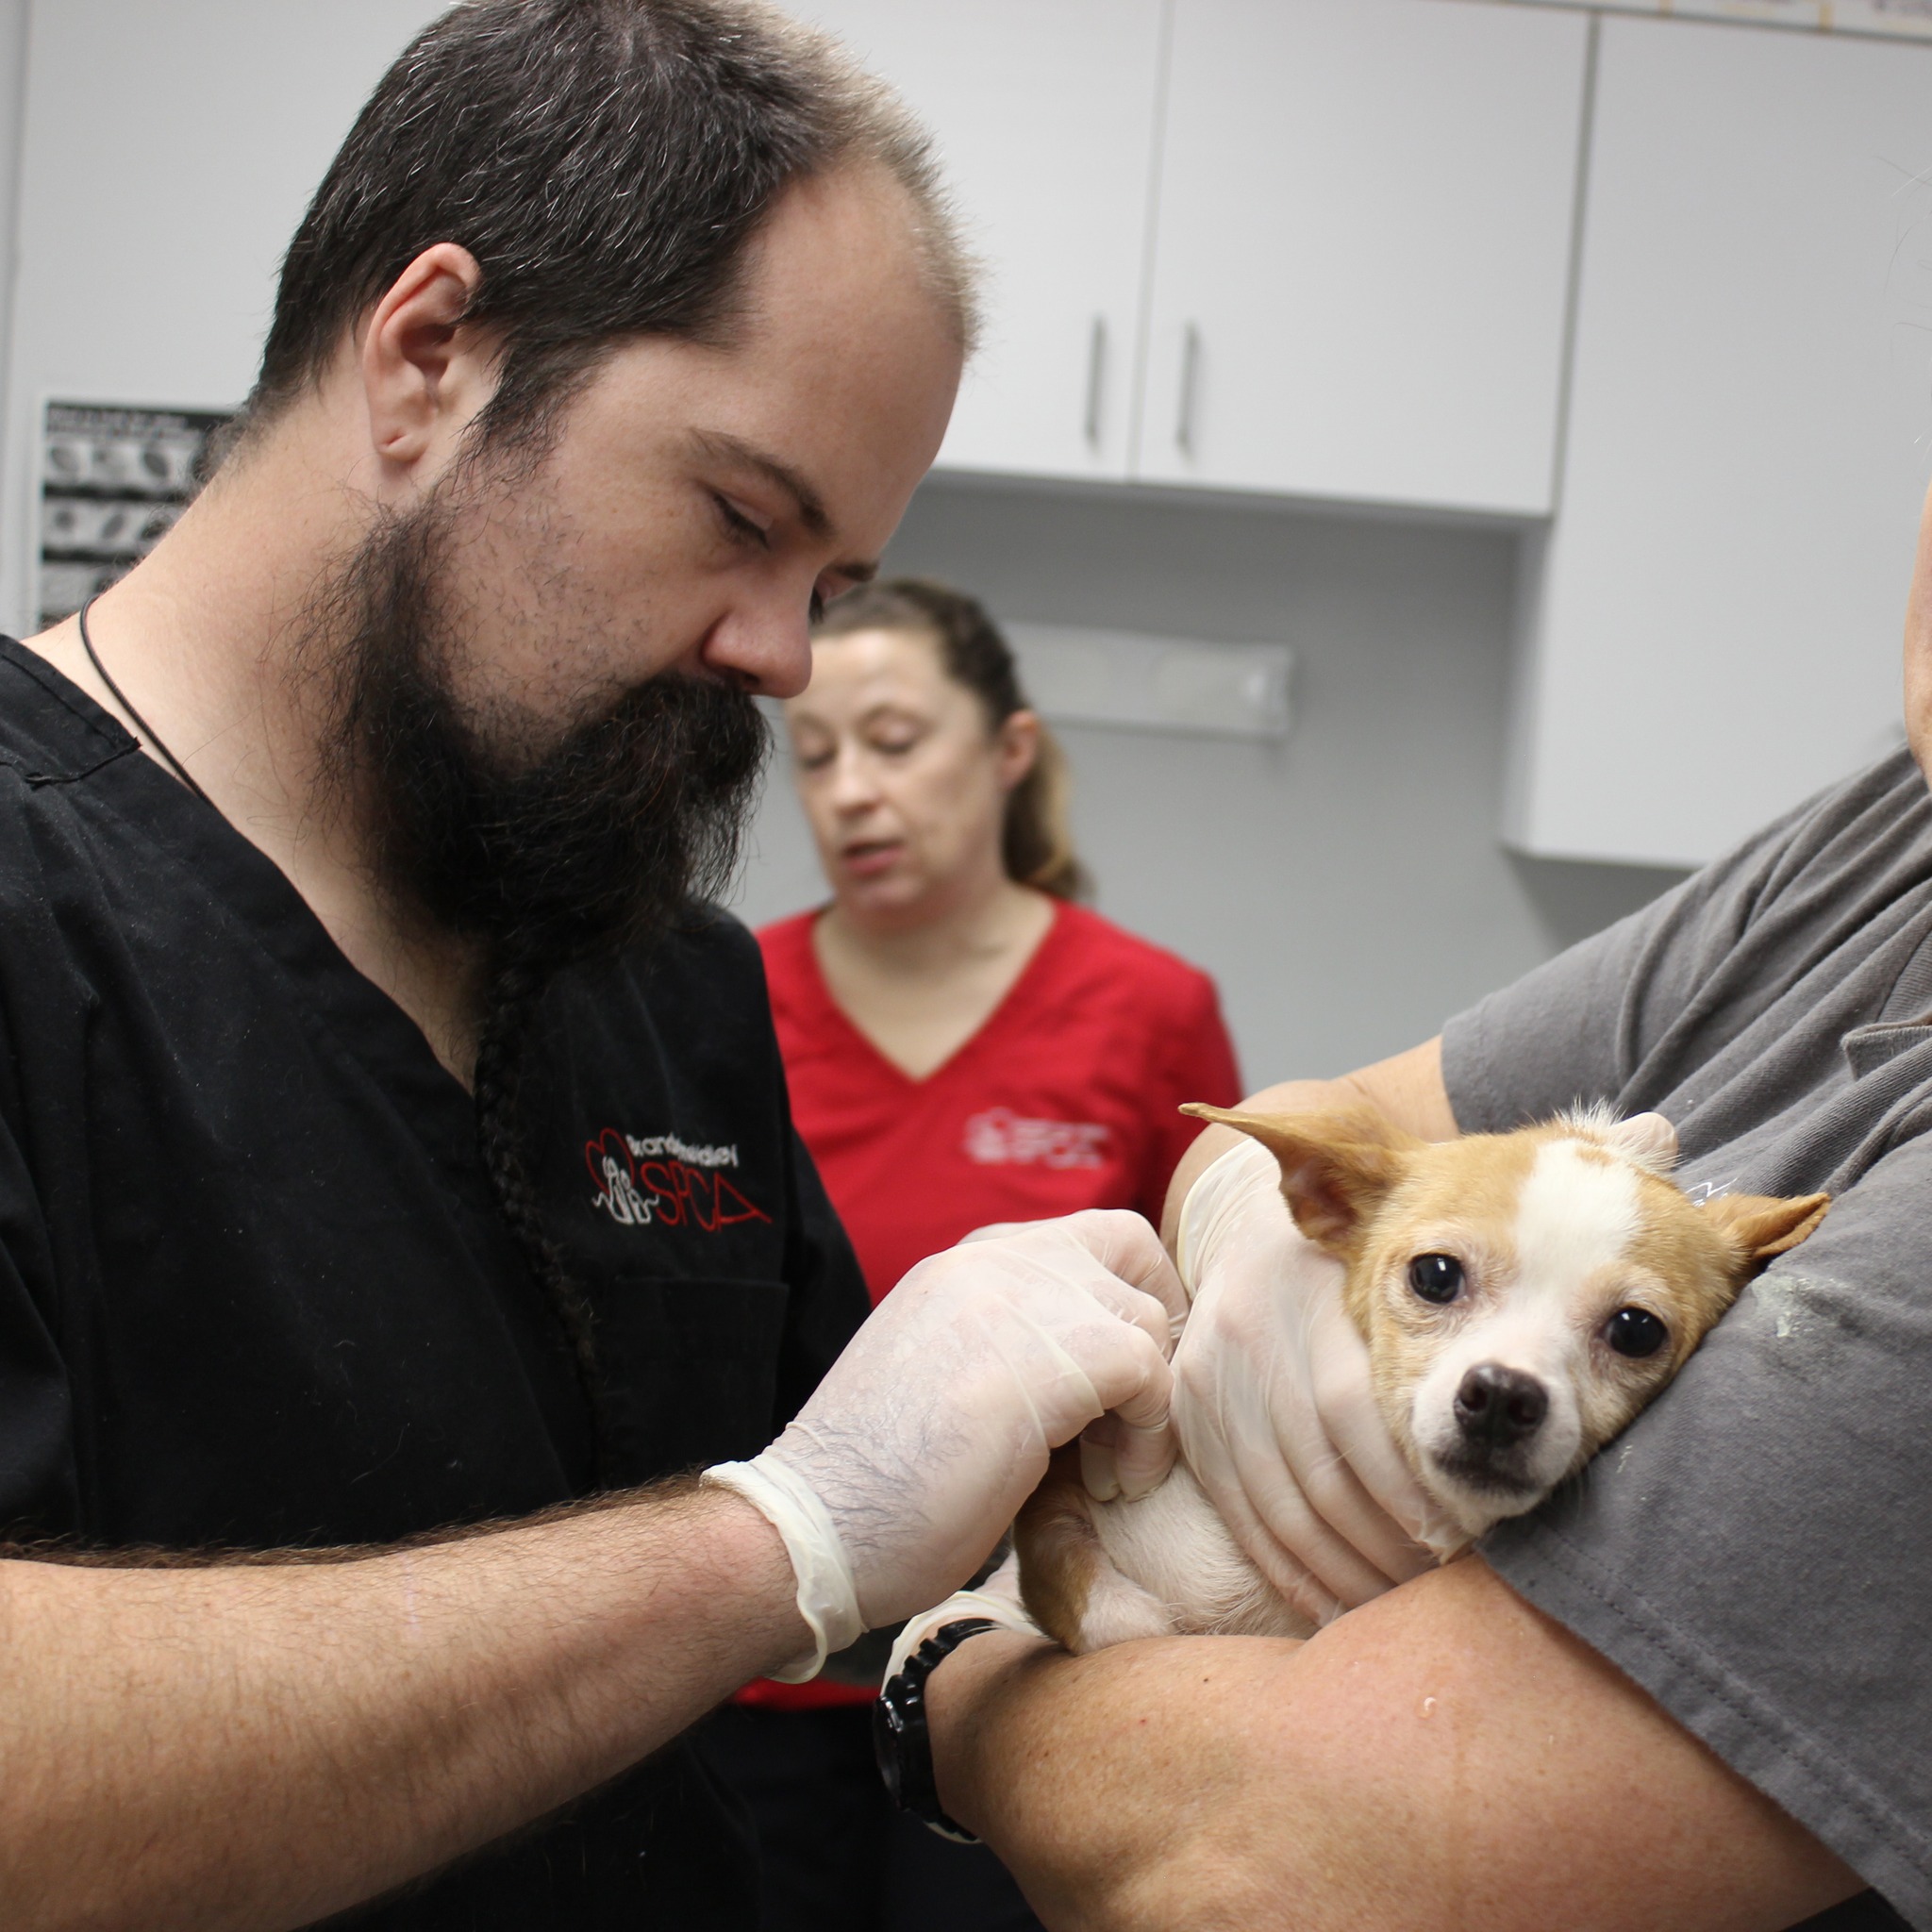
797,0,1165,482
1134,0,1589,516
1508,18,1932,868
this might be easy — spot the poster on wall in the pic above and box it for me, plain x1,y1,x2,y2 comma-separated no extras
1492,0,1932,39
37,402,236,631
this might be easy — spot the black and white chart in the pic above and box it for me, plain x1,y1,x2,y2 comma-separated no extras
37,402,235,630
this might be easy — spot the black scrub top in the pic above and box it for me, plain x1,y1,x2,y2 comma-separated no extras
0,637,869,1927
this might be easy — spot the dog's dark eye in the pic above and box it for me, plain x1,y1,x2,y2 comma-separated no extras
1407,1253,1464,1305
1605,1307,1669,1358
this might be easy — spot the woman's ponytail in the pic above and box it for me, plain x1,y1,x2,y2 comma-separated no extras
1002,721,1087,901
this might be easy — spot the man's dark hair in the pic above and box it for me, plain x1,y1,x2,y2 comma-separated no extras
241,0,973,455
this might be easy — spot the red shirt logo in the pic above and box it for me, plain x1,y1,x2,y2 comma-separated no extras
961,1108,1110,1171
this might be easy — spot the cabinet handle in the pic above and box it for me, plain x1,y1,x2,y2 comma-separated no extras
1084,316,1108,449
1176,323,1201,458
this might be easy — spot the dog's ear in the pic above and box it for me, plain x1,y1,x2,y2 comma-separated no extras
1699,1191,1830,1276
1181,1103,1421,1256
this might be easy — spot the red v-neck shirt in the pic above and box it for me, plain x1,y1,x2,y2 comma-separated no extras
746,900,1240,1708
758,901,1242,1307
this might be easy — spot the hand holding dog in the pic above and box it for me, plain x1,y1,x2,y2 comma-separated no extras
716,1210,1184,1660
1170,1136,1438,1624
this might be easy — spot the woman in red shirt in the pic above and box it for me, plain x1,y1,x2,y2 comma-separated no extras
701,579,1241,1932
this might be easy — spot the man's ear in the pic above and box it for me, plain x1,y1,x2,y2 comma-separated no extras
1699,1191,1831,1277
1181,1103,1421,1257
360,242,494,474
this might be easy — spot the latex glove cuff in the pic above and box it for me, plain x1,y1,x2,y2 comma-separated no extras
706,1455,864,1683
884,1576,1043,1685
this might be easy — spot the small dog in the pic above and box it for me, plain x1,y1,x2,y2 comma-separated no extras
1017,1102,1828,1652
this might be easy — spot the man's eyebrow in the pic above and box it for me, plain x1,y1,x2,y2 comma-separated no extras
690,430,833,540
690,430,881,585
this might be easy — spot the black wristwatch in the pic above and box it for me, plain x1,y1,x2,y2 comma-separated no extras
874,1618,999,1843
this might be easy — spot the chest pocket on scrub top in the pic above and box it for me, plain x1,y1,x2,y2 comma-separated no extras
593,1276,791,1484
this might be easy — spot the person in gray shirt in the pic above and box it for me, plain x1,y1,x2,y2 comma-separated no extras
905,505,1932,1932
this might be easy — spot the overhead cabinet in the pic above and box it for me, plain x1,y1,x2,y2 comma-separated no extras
808,0,1590,516
1507,17,1932,866
797,0,1167,483
815,3,1932,868
1135,0,1591,516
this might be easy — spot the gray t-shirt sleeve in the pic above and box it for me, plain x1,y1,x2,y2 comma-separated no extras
1483,1120,1932,1924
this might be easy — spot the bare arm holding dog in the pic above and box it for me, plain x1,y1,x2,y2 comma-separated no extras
934,1030,1864,1924
973,639,1932,1922
926,1559,1860,1932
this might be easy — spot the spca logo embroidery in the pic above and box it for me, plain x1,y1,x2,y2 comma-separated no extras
962,1108,1110,1171
585,1127,772,1231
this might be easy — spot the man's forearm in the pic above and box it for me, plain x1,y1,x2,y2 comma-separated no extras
927,1561,1857,1932
0,1480,804,1932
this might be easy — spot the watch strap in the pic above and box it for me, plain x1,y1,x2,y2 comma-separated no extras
873,1617,1000,1842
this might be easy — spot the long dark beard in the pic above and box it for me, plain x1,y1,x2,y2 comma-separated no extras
310,494,770,1485
324,499,770,966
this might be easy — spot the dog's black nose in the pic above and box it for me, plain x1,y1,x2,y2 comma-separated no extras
1454,1364,1547,1448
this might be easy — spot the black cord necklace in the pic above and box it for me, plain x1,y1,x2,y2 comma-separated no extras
77,596,211,806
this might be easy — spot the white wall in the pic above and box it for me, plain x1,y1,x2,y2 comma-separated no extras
0,0,443,630
733,477,1686,1085
0,0,26,479
0,3,1681,1089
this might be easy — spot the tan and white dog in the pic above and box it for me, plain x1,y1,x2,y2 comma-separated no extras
1016,1102,1828,1653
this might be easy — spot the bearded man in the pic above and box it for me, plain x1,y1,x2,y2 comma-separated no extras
0,4,1186,1926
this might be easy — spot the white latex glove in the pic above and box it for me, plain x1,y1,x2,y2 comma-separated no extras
1167,1136,1439,1627
709,1209,1183,1680
884,1551,1041,1685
